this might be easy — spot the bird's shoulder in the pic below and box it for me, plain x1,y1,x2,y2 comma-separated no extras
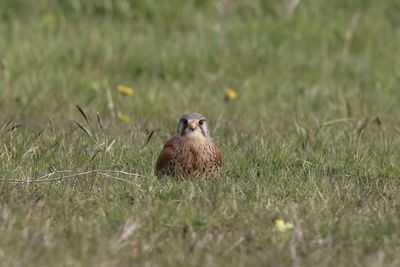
155,136,178,175
212,141,222,166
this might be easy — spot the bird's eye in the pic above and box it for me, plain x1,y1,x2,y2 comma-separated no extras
181,119,188,125
199,119,205,125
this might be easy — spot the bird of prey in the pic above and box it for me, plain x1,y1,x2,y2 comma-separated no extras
155,113,222,178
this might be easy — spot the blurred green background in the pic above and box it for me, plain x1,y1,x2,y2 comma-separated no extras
2,0,399,127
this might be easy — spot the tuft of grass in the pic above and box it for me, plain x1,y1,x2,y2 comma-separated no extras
1,0,400,266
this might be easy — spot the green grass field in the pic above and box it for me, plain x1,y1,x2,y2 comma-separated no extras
1,0,400,266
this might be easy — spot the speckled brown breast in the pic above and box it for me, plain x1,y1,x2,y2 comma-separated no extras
172,138,221,178
155,136,222,179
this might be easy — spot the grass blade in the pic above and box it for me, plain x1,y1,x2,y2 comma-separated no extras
76,105,90,124
74,120,93,137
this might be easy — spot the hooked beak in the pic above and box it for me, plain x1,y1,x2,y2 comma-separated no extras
187,120,199,131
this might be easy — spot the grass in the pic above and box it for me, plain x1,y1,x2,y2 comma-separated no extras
1,0,400,266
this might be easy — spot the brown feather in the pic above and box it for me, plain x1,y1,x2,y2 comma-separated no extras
214,145,222,167
155,136,177,176
155,133,222,178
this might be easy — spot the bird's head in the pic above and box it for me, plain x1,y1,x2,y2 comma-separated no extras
176,113,209,140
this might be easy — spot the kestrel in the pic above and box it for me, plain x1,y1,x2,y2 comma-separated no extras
155,113,222,178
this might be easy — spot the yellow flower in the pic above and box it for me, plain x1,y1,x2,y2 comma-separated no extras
224,88,238,101
117,111,131,123
46,134,57,142
117,85,134,96
273,219,294,232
